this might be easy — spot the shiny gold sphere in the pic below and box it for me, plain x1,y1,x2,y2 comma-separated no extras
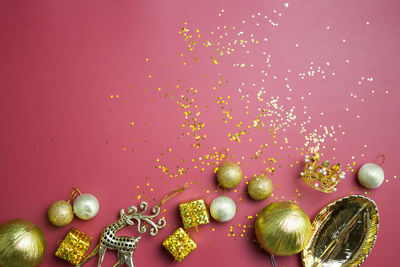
217,162,243,189
255,202,311,256
0,219,46,267
248,175,273,200
48,200,74,227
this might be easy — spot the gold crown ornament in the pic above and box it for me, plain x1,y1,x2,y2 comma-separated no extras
300,153,346,193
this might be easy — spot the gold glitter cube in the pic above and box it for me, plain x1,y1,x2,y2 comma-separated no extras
55,228,92,265
163,228,197,262
179,199,209,229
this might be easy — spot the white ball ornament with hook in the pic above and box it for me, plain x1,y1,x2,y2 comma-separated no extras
210,196,236,222
73,193,100,220
358,163,384,189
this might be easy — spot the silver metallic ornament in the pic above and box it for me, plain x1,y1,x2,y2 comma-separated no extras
358,163,384,189
210,196,236,222
73,193,99,220
76,201,166,267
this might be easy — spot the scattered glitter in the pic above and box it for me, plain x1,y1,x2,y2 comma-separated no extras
129,12,394,243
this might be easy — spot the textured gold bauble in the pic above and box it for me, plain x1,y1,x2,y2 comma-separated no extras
0,219,46,267
216,162,243,189
48,200,74,227
248,175,273,200
255,202,312,256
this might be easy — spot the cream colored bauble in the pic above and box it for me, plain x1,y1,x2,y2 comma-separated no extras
210,196,236,222
73,193,99,220
358,163,384,189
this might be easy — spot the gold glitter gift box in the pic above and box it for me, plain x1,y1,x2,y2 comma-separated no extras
55,228,92,265
163,228,197,262
179,199,209,229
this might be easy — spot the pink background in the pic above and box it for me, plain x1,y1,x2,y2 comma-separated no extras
1,0,399,266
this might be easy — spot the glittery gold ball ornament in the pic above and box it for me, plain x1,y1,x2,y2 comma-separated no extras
73,193,99,220
48,200,74,227
216,162,243,189
255,202,311,256
210,196,236,222
358,163,384,189
248,175,273,200
0,219,46,267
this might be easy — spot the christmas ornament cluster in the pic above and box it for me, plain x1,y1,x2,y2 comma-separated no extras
48,188,99,227
0,152,386,267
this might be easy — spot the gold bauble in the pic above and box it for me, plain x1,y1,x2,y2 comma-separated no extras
248,175,273,200
255,202,312,256
216,162,243,189
48,200,74,227
0,219,46,267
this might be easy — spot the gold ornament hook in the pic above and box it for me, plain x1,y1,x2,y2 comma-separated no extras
67,187,82,203
156,183,189,207
219,148,229,163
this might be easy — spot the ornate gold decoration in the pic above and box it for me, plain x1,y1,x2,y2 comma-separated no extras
300,153,345,193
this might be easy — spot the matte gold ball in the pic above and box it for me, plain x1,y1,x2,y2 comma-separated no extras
255,202,311,256
248,175,273,200
48,200,74,227
0,219,46,267
217,162,243,189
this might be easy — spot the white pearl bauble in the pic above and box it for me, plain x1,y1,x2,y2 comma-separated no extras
73,193,99,220
358,163,384,189
210,196,236,222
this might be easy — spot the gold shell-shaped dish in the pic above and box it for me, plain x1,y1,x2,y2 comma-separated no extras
302,195,379,267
